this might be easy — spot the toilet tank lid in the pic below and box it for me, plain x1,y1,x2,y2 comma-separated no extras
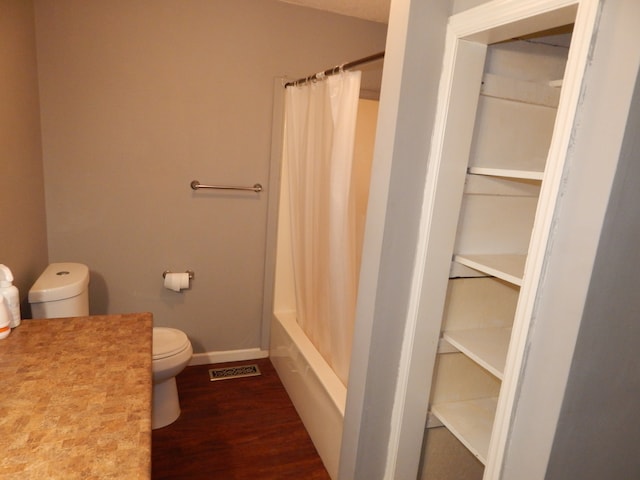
28,263,90,303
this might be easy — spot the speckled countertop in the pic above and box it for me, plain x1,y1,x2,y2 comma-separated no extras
0,313,152,479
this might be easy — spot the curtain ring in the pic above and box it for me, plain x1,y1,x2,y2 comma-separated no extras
297,75,310,87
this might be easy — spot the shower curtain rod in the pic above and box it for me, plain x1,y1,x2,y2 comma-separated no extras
284,51,385,88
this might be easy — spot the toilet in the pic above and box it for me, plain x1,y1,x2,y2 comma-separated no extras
28,262,193,429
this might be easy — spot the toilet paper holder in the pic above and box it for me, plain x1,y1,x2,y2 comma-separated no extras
163,270,195,279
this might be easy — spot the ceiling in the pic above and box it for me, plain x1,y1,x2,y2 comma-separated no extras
278,0,390,23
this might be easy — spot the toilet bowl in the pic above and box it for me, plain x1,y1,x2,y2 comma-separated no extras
152,327,193,429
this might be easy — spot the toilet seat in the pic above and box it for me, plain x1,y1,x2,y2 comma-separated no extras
153,327,191,360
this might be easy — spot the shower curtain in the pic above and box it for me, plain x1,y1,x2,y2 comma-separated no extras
284,71,362,386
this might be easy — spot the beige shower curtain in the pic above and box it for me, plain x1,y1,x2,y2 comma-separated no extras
284,71,362,386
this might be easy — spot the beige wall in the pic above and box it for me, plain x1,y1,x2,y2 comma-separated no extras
33,0,387,354
0,0,48,313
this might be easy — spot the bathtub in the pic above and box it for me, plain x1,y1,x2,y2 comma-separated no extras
270,311,346,480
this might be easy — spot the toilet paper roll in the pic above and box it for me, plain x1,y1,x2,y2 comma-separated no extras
164,272,190,292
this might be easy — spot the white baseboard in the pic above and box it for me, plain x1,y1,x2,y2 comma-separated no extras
189,348,269,366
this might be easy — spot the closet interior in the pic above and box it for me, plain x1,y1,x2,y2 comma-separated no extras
423,2,585,475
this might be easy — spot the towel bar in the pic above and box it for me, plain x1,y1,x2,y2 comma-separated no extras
190,180,262,193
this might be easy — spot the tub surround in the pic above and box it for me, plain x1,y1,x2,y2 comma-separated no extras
0,313,152,479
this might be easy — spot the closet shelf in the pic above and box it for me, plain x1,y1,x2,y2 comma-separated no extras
431,396,498,465
467,166,544,181
443,327,512,379
454,254,526,286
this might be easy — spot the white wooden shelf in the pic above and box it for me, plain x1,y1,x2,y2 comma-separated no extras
431,397,498,465
467,166,544,181
443,327,512,379
454,254,526,286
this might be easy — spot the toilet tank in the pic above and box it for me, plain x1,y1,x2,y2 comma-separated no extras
28,263,90,319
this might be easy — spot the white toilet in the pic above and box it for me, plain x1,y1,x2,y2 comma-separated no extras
28,262,193,430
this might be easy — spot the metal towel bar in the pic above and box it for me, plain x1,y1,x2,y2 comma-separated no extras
190,180,262,193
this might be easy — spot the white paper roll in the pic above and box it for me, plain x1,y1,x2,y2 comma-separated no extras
164,272,189,292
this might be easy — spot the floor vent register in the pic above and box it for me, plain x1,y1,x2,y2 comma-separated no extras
209,364,262,382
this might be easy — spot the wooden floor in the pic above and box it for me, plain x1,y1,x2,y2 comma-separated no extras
152,358,331,479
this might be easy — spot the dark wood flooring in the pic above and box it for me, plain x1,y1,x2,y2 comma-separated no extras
152,358,331,480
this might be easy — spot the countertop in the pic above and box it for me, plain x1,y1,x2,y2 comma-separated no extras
0,313,153,479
